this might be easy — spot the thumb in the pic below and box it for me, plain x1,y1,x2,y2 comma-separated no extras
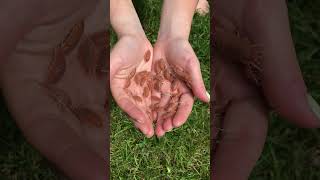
185,54,210,103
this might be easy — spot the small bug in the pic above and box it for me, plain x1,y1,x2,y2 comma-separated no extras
127,68,137,80
144,50,151,62
143,86,150,97
132,95,143,103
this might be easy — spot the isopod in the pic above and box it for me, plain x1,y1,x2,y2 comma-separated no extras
143,86,150,97
163,69,172,81
134,73,142,85
132,95,143,103
140,75,148,86
171,80,179,92
161,111,176,120
151,96,161,102
144,50,151,62
124,78,131,88
127,68,136,80
158,59,166,70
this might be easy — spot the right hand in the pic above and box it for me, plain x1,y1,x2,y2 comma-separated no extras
110,35,155,138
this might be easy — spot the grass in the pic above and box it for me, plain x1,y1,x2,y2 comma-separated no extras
249,0,320,179
110,1,210,179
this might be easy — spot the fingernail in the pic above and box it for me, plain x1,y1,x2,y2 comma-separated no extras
206,91,211,101
307,93,320,119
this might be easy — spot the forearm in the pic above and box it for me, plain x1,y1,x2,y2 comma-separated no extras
110,0,145,38
158,0,198,41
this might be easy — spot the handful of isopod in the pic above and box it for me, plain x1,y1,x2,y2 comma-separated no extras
123,50,193,122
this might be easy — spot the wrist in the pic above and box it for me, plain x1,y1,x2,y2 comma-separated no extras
110,0,146,39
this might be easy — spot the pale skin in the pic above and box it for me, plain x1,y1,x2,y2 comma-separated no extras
110,0,210,138
213,0,320,179
0,0,107,179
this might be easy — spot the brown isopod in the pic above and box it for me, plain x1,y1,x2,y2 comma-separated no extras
154,61,162,74
143,86,150,97
163,69,172,81
154,81,162,91
124,78,131,88
132,95,143,103
134,73,142,85
171,80,179,91
151,96,161,102
140,75,148,86
161,111,176,120
144,50,151,62
127,68,136,80
158,59,166,70
166,102,179,112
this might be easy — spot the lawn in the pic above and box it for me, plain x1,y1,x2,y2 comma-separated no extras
249,0,320,179
110,0,210,179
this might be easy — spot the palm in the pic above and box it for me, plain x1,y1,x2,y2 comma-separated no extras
110,36,154,137
151,39,207,137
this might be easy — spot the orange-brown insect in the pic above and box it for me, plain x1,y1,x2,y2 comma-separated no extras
60,21,84,54
144,50,151,62
134,73,142,85
46,47,66,84
154,81,162,91
159,59,166,70
140,75,148,86
143,86,150,97
151,96,161,102
161,111,176,120
154,61,162,74
166,102,179,112
163,69,172,81
124,78,131,88
127,68,136,80
171,80,179,92
72,107,103,128
132,95,143,103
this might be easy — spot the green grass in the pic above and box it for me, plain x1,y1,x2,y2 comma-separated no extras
249,0,320,180
110,1,210,179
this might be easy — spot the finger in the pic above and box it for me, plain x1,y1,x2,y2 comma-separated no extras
162,117,173,132
155,116,166,137
172,93,194,128
213,97,268,180
243,0,320,127
116,97,147,124
133,120,154,138
185,54,210,103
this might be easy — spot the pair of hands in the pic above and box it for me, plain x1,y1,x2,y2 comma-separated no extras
213,0,320,179
110,0,210,138
110,35,209,138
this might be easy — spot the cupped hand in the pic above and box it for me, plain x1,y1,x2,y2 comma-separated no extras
152,38,210,137
110,35,154,138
